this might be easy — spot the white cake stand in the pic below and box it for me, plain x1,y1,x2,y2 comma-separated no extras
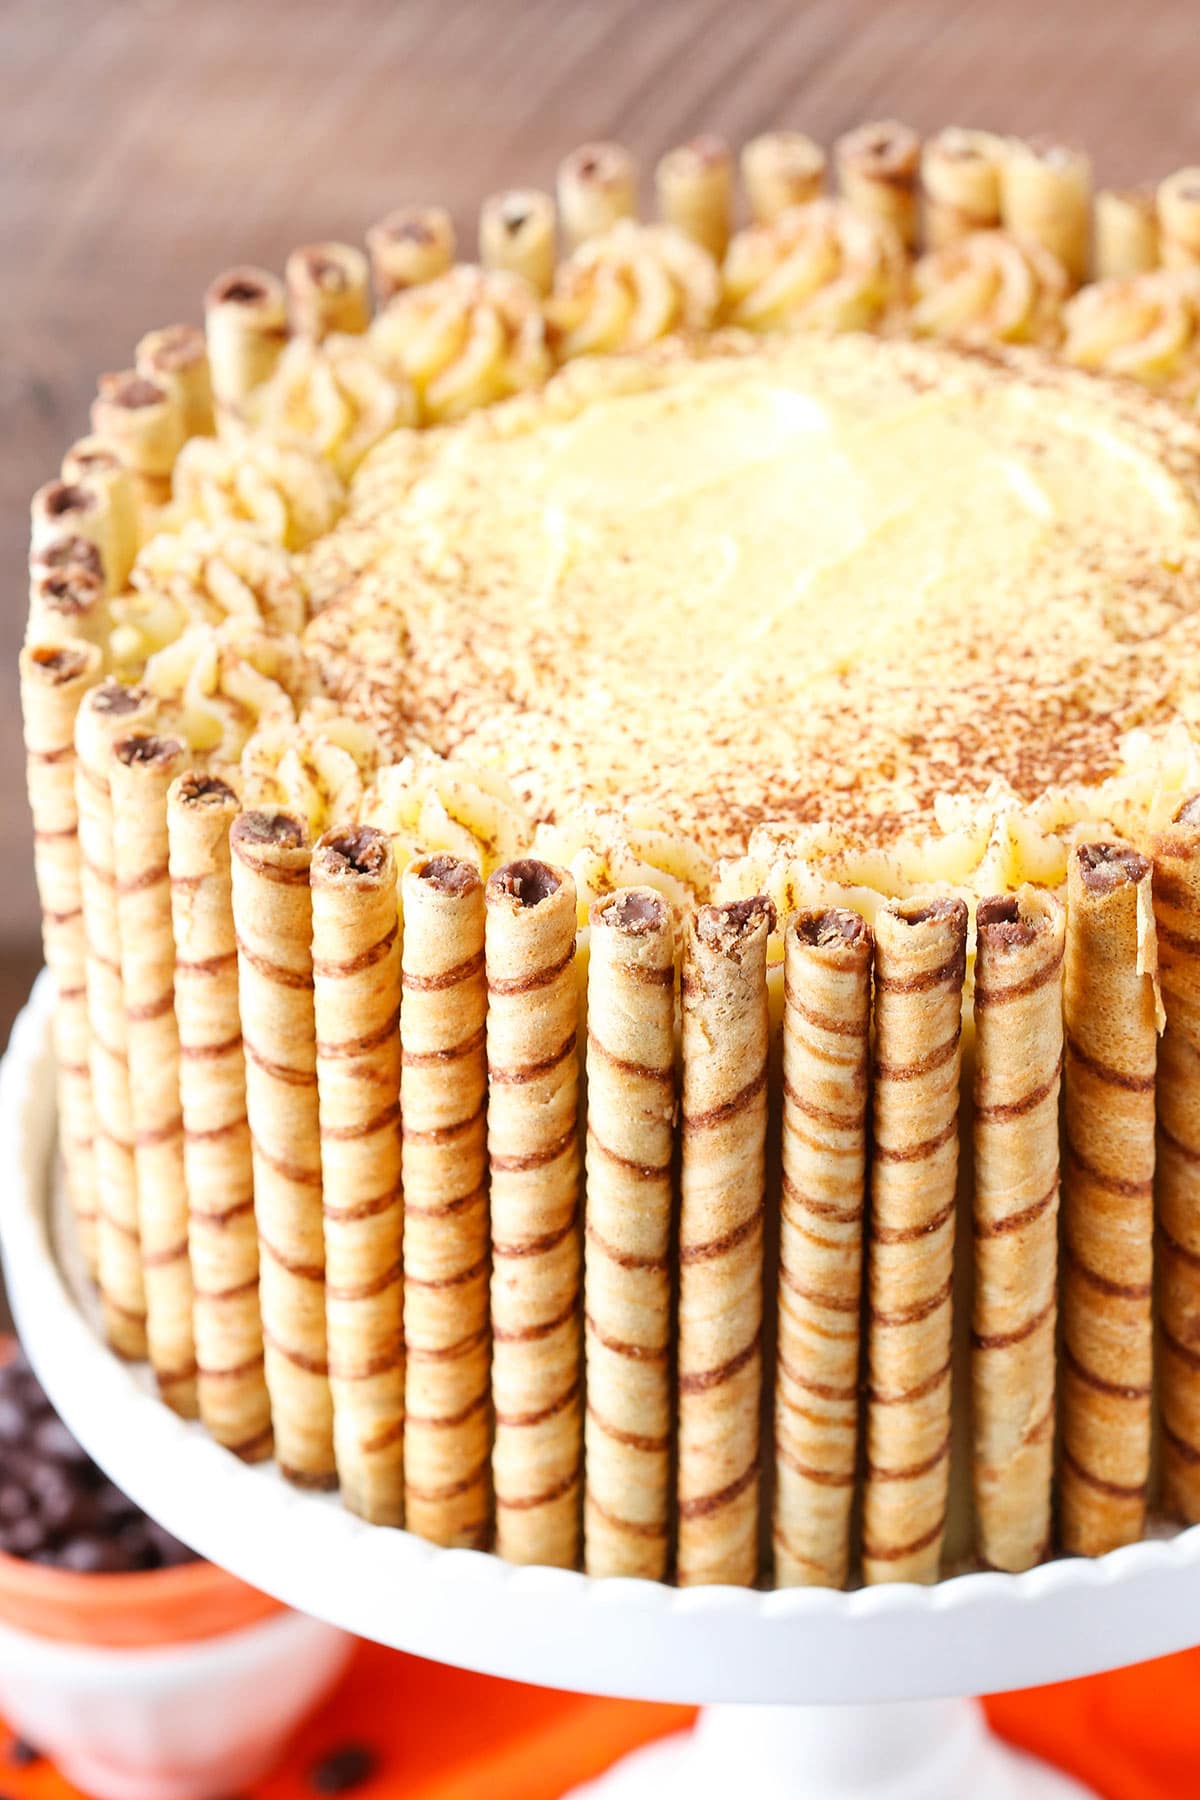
3,975,1197,1800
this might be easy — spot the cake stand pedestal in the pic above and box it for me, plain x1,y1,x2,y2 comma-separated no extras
4,977,1193,1800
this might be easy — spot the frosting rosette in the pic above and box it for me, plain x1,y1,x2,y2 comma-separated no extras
1062,269,1200,393
170,430,343,549
360,749,531,881
721,198,906,332
250,332,418,479
545,220,720,358
368,264,550,423
108,520,308,673
533,802,709,926
908,230,1068,346
239,697,383,835
142,619,318,763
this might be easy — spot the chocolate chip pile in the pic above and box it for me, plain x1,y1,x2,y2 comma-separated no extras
0,1347,197,1571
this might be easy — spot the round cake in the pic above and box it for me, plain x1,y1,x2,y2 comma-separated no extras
19,122,1200,1593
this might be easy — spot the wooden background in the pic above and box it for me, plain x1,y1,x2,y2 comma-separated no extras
3,0,1199,1046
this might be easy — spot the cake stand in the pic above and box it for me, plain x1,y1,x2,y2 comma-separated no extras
3,976,1197,1800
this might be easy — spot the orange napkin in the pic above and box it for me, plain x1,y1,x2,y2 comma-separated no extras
6,1643,1200,1799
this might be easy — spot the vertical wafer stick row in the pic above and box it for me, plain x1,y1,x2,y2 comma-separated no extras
584,887,677,1581
862,897,967,1586
557,143,638,249
741,132,826,224
231,810,335,1488
1001,139,1092,287
367,209,457,304
204,268,289,424
971,889,1064,1574
90,372,184,510
110,730,197,1417
75,681,157,1357
1060,843,1158,1556
136,325,215,441
677,895,774,1588
401,855,491,1548
27,560,108,653
286,244,372,341
167,772,271,1460
836,120,921,250
479,191,557,296
486,860,582,1569
656,137,734,260
773,908,871,1591
921,128,1005,248
1152,800,1200,1522
312,826,405,1525
31,472,134,598
20,641,104,1274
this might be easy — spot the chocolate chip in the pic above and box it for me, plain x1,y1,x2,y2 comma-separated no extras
309,1744,378,1794
0,1486,28,1524
56,1534,126,1574
0,1517,48,1557
8,1740,42,1769
0,1399,25,1444
32,1416,91,1466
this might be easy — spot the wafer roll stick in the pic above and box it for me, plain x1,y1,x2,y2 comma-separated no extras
75,681,157,1357
479,190,557,296
921,128,1004,248
677,895,773,1588
285,244,372,341
20,641,104,1274
972,889,1064,1573
31,475,133,598
90,372,184,509
110,731,197,1417
836,120,921,250
231,810,335,1487
1095,189,1159,281
656,136,734,261
27,564,107,653
862,897,967,1586
1150,802,1200,1520
486,859,582,1568
59,440,140,591
1001,139,1091,287
204,268,289,423
311,826,404,1524
136,325,215,440
584,887,676,1581
1158,169,1200,270
366,208,456,304
168,772,271,1460
774,908,871,1590
558,143,638,249
1060,843,1158,1555
741,131,826,224
401,854,491,1548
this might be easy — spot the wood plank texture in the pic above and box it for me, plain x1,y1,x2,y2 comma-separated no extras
3,0,1199,964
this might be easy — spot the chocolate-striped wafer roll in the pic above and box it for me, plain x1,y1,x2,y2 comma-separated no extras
168,772,271,1460
479,190,557,296
1001,139,1092,287
1154,798,1200,1521
366,207,456,304
75,681,157,1357
285,244,372,341
1060,843,1157,1555
774,908,871,1590
90,372,184,509
401,854,491,1548
231,810,335,1488
1095,189,1159,281
486,859,582,1568
836,120,921,250
584,887,676,1580
204,268,288,423
558,143,638,249
110,731,197,1418
20,641,104,1274
741,131,826,224
1158,169,1200,270
136,325,215,440
655,136,734,261
972,889,1064,1573
59,440,140,591
27,563,108,653
311,826,404,1524
921,128,1004,249
862,896,967,1586
678,895,774,1588
31,474,134,598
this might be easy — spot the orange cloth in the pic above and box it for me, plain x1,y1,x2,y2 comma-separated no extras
5,1642,1200,1799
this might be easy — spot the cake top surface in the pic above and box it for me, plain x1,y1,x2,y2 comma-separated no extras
305,331,1200,861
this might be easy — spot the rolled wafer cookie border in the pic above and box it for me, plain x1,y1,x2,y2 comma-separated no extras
21,116,1200,1587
